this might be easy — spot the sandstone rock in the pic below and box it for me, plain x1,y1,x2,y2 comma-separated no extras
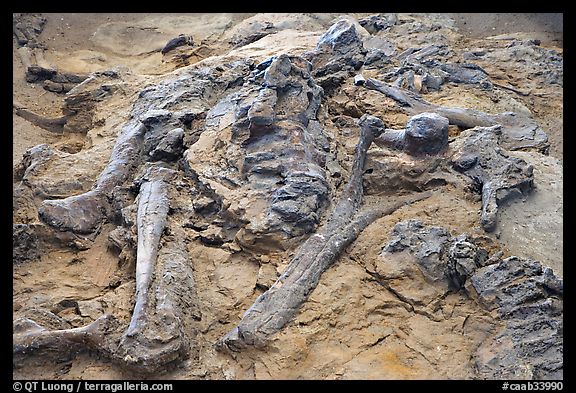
77,299,105,320
381,220,563,379
12,184,37,223
363,36,396,56
256,263,278,290
496,151,563,276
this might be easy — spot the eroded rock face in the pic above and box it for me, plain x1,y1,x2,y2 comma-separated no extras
380,219,563,380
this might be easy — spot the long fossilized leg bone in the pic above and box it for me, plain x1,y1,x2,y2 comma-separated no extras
15,168,197,373
13,314,118,362
116,166,197,373
124,166,171,337
216,115,432,352
38,120,146,234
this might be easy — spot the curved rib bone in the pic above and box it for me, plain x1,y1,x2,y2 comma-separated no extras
216,115,432,352
13,100,67,133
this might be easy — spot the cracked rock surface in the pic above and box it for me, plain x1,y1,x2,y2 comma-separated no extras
13,13,562,380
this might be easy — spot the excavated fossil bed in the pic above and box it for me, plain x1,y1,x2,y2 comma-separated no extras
12,13,562,380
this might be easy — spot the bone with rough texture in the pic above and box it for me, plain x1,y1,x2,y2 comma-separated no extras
38,120,146,234
216,115,432,352
374,112,449,155
364,77,549,153
381,219,563,379
15,167,197,373
13,100,67,133
451,125,534,232
124,166,172,337
13,314,118,363
116,166,199,373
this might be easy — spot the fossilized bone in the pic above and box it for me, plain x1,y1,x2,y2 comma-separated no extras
363,77,549,153
375,112,449,155
451,125,534,232
216,114,432,352
15,166,198,373
13,314,118,363
124,166,172,337
362,78,538,232
13,100,67,133
115,165,198,372
380,219,563,379
38,120,146,234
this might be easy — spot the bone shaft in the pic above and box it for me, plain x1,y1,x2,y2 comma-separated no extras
365,77,499,129
95,121,146,193
126,173,170,335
